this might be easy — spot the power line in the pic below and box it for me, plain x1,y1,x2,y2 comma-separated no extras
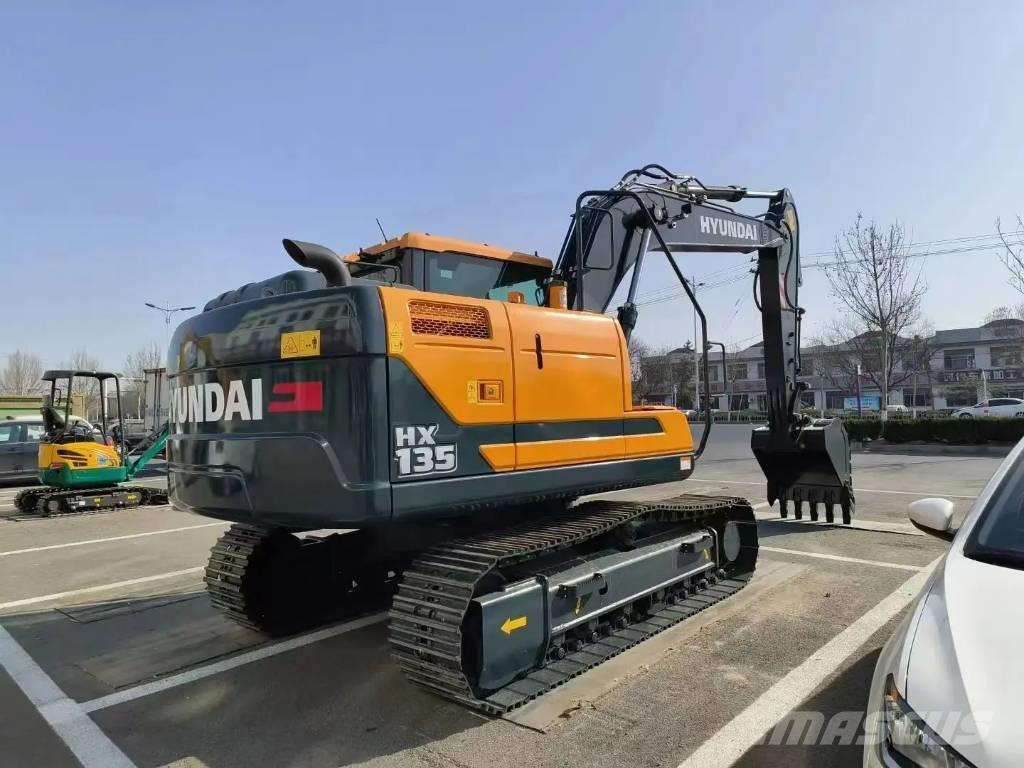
629,235,1024,309
630,229,1016,305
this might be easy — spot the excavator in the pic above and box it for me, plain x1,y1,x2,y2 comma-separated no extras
15,370,169,516
168,166,854,714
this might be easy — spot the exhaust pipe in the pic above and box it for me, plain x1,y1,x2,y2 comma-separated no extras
282,239,353,287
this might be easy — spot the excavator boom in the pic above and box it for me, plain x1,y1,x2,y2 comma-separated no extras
555,166,855,522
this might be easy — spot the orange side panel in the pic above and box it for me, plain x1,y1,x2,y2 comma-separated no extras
378,286,514,425
623,408,694,459
515,435,626,470
616,321,634,410
479,443,516,472
505,303,625,424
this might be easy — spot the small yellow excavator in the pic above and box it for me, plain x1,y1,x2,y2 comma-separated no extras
166,165,854,713
15,370,168,516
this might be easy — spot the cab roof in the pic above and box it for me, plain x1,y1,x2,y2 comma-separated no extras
42,369,119,381
344,232,552,270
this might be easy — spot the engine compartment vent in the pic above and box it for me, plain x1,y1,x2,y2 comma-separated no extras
408,300,491,339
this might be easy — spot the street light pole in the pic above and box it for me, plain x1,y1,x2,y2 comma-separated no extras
145,302,196,355
691,276,706,411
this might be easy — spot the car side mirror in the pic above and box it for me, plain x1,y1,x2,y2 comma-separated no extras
907,498,956,541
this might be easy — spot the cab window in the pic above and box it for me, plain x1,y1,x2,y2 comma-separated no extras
425,251,546,305
0,424,20,443
25,424,46,441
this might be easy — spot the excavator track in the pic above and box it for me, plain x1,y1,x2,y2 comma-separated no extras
389,493,758,715
205,524,398,635
14,485,168,517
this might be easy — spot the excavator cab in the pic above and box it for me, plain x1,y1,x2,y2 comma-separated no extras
343,233,553,305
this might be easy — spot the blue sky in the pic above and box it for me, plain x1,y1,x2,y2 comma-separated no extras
3,1,1024,369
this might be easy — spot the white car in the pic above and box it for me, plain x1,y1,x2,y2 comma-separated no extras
864,439,1024,766
950,398,1024,418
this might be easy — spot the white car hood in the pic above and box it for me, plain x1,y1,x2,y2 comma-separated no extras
906,553,1024,765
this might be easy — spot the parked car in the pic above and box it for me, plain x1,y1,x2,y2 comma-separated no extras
864,439,1024,767
0,416,47,482
950,397,1024,419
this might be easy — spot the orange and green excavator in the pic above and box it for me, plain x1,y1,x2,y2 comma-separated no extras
166,165,854,714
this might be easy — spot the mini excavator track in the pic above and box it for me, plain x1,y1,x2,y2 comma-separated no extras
14,485,167,517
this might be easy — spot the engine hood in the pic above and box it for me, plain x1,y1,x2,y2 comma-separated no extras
905,552,1024,765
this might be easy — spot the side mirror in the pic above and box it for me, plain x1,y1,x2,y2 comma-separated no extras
907,498,955,541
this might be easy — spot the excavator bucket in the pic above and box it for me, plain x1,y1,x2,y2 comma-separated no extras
751,417,855,524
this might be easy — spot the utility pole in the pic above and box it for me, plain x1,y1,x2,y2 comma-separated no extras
856,363,863,417
691,276,706,411
145,302,196,354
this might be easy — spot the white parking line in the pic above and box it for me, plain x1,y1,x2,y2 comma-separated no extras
759,546,925,572
676,556,942,768
0,623,136,767
81,612,389,712
753,509,922,536
0,522,228,558
0,567,204,611
686,477,978,500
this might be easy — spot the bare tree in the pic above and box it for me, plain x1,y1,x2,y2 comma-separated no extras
60,349,103,421
0,351,44,395
997,216,1024,295
983,304,1024,324
124,342,163,381
824,215,927,417
120,342,163,419
627,335,654,400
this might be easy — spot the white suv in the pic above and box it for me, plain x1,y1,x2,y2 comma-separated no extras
951,398,1024,418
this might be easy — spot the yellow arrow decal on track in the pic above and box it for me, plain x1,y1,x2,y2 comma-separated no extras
501,616,528,636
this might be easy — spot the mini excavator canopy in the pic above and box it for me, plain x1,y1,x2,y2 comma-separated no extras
555,165,855,522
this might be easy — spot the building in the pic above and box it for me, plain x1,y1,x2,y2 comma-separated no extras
687,318,1024,413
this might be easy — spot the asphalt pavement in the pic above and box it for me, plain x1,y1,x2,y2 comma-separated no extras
0,425,994,768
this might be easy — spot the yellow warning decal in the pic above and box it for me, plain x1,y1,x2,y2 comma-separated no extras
280,330,321,359
501,616,527,635
388,322,405,354
466,380,478,404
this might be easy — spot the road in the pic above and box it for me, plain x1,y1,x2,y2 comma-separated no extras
0,426,997,767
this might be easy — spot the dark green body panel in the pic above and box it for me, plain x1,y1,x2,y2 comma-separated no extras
39,465,128,488
167,283,690,531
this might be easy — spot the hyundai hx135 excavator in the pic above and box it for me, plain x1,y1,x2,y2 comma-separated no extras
167,166,854,713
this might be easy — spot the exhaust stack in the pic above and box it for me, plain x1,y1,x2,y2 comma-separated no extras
282,239,353,287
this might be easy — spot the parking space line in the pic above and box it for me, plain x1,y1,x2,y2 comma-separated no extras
81,612,388,713
0,623,136,767
0,522,228,558
675,556,942,768
759,546,925,571
687,477,978,500
0,567,205,611
753,510,923,536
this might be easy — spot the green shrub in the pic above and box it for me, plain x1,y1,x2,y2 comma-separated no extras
843,418,883,442
843,417,1024,444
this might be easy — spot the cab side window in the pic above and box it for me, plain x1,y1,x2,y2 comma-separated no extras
0,424,21,443
25,424,46,441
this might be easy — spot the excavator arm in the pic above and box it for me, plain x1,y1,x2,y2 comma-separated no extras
555,166,854,523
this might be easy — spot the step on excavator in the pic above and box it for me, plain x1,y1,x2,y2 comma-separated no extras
168,166,854,713
15,370,169,516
